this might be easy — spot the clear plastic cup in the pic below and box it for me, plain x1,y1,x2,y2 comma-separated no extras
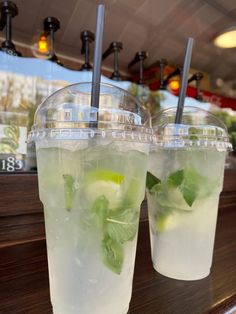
29,82,152,314
146,106,232,280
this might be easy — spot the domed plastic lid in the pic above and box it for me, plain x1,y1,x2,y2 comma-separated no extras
152,106,232,151
29,82,152,143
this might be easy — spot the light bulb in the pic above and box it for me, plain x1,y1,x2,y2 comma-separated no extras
168,80,180,91
38,35,48,53
214,28,236,48
31,32,53,59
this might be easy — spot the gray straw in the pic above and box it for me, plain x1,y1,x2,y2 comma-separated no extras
91,4,105,111
175,37,194,124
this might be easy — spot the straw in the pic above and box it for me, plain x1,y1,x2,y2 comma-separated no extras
91,4,105,111
175,37,194,124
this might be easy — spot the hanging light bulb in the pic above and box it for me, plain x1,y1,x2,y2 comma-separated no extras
31,31,52,59
31,17,62,64
168,80,180,92
38,33,48,53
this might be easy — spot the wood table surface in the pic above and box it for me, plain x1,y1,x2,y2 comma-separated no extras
1,206,236,314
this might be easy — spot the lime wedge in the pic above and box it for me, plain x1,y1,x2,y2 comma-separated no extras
84,169,124,185
156,210,187,232
83,169,124,209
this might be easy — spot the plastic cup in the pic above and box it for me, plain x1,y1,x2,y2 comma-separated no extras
146,106,232,280
29,82,152,314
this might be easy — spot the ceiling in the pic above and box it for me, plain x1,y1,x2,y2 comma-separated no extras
3,0,236,98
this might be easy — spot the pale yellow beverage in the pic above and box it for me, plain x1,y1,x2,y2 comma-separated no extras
147,148,226,280
29,82,151,313
36,141,148,313
146,107,232,280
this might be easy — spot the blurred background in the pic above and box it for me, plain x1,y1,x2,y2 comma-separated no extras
0,0,236,171
6,0,236,98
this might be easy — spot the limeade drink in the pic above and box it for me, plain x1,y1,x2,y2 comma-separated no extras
31,82,151,313
146,106,232,281
146,147,226,280
36,141,148,314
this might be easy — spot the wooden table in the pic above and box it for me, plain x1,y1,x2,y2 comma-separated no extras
0,172,236,314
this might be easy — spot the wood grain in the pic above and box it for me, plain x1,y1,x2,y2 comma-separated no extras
222,170,236,192
0,173,41,217
0,173,44,247
0,213,45,248
0,240,52,314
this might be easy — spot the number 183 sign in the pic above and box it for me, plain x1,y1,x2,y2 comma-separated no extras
0,155,25,172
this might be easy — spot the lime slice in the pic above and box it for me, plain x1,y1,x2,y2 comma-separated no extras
83,169,124,209
156,210,187,232
84,169,124,185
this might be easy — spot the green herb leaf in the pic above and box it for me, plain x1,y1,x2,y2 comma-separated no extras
146,171,161,190
91,195,109,227
63,174,76,211
179,169,201,206
102,235,124,275
150,182,162,194
150,168,211,209
181,185,197,207
106,208,139,244
167,169,184,187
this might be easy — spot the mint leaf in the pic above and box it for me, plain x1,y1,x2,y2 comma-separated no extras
91,196,109,228
149,166,214,211
150,182,162,195
180,169,201,206
63,174,76,211
181,184,197,207
165,168,207,207
167,169,184,187
102,235,124,275
88,195,140,274
106,208,139,244
146,171,161,190
152,168,208,209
